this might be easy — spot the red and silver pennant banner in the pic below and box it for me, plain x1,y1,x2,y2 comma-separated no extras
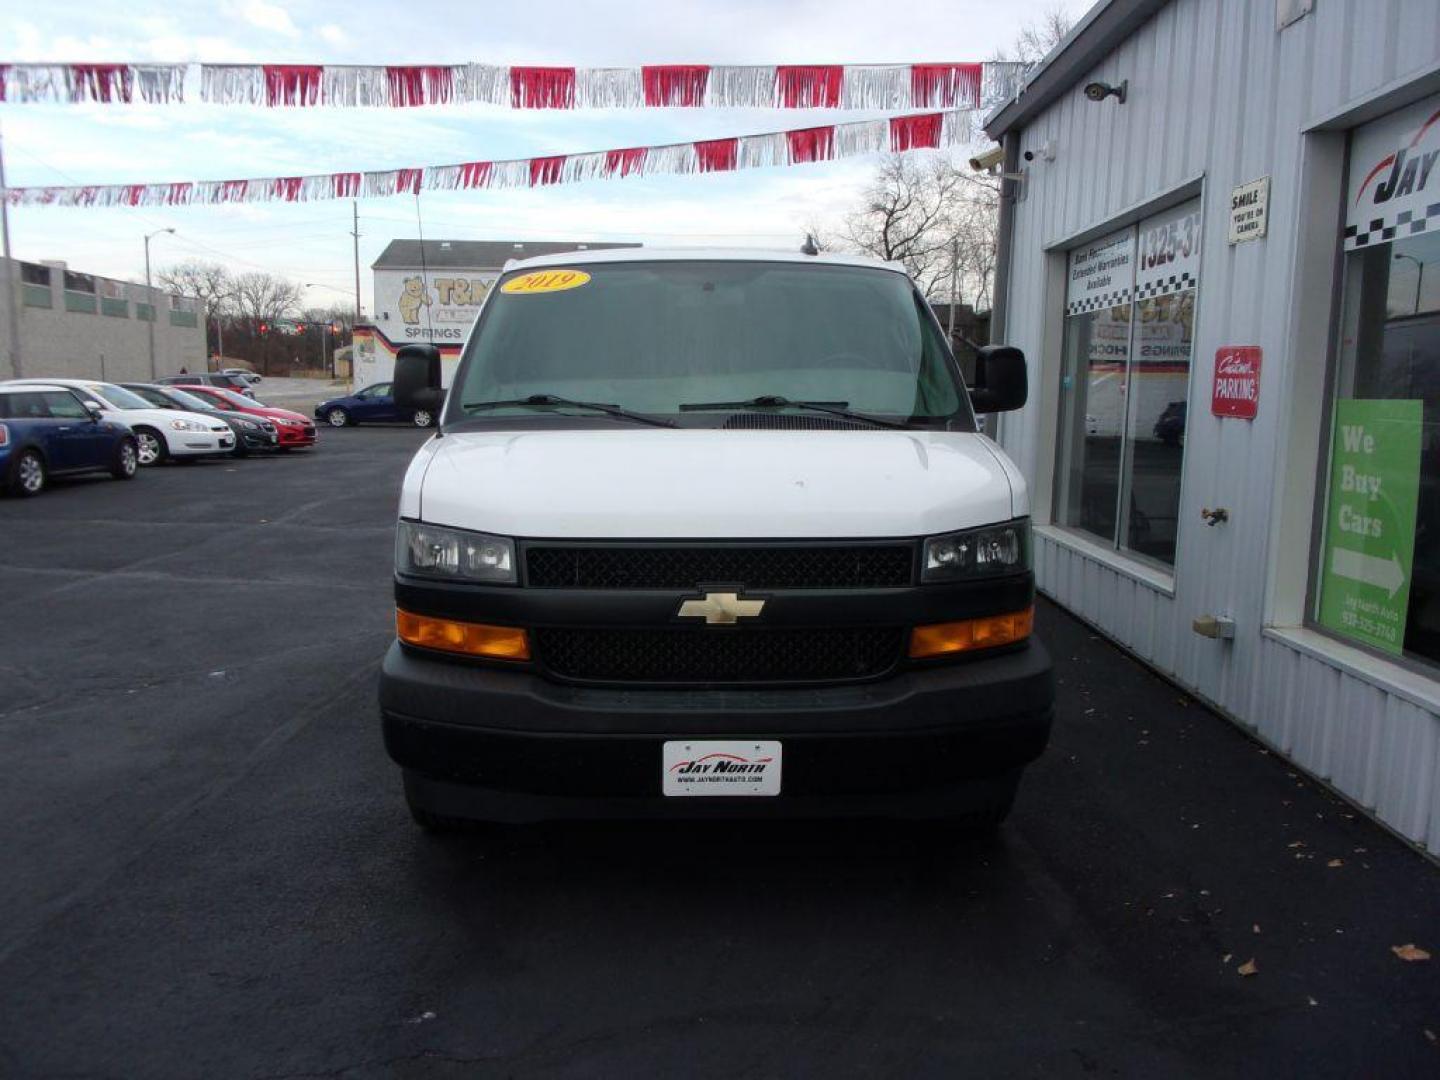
0,63,186,103
195,61,1024,109
4,110,968,208
0,60,1025,109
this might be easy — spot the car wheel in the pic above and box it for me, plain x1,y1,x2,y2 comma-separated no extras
133,427,167,466
10,449,46,496
326,408,351,428
111,438,139,480
412,410,435,428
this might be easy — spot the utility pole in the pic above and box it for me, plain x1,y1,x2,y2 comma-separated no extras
0,119,23,379
351,200,363,320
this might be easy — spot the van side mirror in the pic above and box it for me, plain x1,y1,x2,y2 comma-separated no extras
82,401,104,421
394,344,445,416
968,345,1028,413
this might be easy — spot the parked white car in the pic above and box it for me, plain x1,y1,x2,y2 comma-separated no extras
222,368,262,386
1,378,234,465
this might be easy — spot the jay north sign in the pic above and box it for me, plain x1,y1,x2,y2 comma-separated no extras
1345,95,1440,250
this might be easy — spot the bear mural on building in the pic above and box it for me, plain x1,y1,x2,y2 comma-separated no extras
398,277,432,325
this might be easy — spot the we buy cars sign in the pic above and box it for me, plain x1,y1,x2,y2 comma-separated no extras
1212,346,1262,419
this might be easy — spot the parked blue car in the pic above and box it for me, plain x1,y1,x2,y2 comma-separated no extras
0,383,139,496
314,382,436,429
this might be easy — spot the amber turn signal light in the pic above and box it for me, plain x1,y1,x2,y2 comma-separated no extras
396,609,531,660
908,607,1034,659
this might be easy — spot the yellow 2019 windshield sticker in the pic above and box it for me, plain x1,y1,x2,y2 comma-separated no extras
501,269,592,295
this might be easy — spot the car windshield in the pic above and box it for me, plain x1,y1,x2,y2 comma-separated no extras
213,388,258,408
165,388,218,411
88,383,157,411
450,260,970,428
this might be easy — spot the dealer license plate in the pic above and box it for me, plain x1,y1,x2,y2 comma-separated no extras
662,740,781,797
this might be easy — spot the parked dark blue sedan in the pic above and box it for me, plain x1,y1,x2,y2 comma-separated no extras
0,384,139,496
315,382,435,429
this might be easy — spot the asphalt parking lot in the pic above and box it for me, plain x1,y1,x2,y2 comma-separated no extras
2,427,1438,1078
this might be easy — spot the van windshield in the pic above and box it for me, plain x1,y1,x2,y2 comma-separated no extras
450,260,971,428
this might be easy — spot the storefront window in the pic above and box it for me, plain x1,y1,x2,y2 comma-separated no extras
1316,93,1440,662
1056,202,1201,566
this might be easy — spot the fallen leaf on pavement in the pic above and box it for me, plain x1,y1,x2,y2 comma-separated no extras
1391,944,1431,962
1288,841,1306,849
1253,924,1261,934
1424,1028,1436,1043
1327,859,1343,868
1237,958,1259,977
1222,953,1232,964
1306,996,1318,1006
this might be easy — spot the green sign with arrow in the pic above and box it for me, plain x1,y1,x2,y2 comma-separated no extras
1318,399,1422,656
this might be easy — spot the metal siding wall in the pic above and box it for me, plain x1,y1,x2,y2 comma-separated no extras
1003,0,1440,851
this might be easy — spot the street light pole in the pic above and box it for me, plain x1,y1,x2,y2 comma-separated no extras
352,200,363,321
144,227,175,379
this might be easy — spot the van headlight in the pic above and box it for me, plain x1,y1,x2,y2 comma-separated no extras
922,520,1030,582
396,521,516,584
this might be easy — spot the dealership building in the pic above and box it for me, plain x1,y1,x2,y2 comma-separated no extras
1,257,206,382
352,239,639,390
984,0,1440,852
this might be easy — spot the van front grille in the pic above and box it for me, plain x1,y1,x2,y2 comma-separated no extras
535,626,903,685
524,544,915,590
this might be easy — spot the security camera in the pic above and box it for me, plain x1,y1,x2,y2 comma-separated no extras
969,145,1005,173
1083,79,1127,104
1023,149,1035,162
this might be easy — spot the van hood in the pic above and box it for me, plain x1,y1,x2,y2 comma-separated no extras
415,429,1022,539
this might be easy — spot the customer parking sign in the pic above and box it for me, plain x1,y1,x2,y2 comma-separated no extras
1318,400,1422,656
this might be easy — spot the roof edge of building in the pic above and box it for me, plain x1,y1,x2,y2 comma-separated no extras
983,0,1172,140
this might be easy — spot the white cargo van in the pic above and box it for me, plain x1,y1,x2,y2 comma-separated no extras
381,249,1053,830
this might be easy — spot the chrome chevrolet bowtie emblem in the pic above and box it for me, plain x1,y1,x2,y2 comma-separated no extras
677,591,766,625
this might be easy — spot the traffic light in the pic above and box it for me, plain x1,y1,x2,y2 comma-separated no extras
258,321,268,335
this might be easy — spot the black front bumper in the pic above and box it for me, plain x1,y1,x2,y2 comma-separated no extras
380,638,1054,821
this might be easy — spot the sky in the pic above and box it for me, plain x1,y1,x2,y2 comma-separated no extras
2,0,1086,314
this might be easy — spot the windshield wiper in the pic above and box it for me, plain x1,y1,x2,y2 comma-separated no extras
677,395,909,430
462,394,676,428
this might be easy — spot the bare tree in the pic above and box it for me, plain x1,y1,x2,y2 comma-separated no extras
157,260,238,363
231,271,303,326
828,8,1074,315
994,6,1074,66
841,155,997,300
156,259,234,313
231,272,304,374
